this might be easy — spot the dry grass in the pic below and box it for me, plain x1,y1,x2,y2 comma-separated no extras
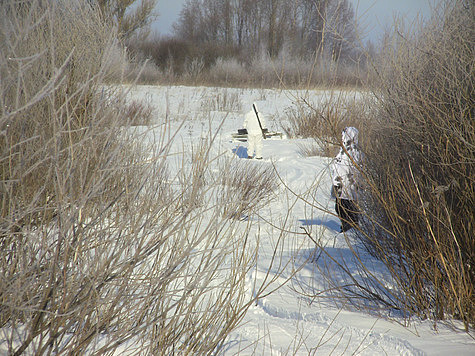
200,88,242,112
123,99,154,126
282,91,371,157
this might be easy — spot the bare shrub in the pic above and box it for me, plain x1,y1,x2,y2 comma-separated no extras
183,57,205,83
102,43,130,83
248,54,282,87
282,92,370,156
207,57,249,86
313,57,364,87
124,59,162,84
362,0,474,328
123,99,154,126
297,140,328,157
304,0,474,330
200,88,242,112
0,1,275,354
0,1,148,353
205,52,365,88
0,0,118,222
219,158,279,218
127,32,366,88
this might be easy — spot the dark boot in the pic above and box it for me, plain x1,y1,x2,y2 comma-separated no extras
336,199,359,232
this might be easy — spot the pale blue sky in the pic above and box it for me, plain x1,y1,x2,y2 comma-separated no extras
152,0,439,42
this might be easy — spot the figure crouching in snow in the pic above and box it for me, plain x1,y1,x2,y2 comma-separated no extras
331,127,363,232
243,103,266,159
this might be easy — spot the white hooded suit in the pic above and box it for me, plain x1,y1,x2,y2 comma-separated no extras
331,127,362,201
331,127,362,232
243,104,266,158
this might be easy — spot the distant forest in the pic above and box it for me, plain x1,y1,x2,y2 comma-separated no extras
126,0,369,85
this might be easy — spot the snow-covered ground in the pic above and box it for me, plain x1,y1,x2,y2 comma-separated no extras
126,85,474,355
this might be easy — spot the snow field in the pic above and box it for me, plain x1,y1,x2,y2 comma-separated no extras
125,85,474,355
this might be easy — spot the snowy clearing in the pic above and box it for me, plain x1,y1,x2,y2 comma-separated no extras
124,85,474,355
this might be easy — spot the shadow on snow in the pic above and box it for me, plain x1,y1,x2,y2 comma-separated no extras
298,218,340,232
232,145,248,158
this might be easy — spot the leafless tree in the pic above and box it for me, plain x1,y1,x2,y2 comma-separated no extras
95,0,157,40
173,0,357,60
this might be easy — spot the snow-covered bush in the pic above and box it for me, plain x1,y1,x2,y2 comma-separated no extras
207,57,249,86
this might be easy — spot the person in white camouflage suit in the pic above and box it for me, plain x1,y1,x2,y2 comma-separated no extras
243,103,266,159
331,127,363,232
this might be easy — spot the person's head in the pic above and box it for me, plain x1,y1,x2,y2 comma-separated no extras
342,127,359,147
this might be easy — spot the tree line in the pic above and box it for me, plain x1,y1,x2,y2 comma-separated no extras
173,0,358,61
85,0,365,85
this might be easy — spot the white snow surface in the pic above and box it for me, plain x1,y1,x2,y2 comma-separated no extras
124,85,474,355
